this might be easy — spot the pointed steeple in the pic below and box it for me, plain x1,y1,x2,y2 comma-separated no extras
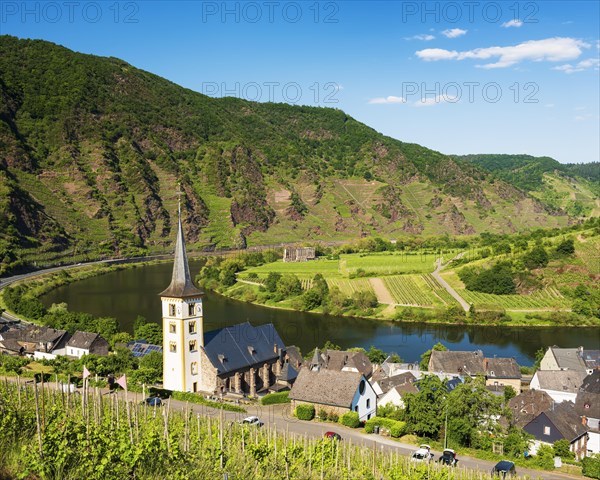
159,201,203,298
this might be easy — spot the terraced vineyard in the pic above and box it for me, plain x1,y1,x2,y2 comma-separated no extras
326,278,375,296
340,252,440,276
422,274,460,306
383,275,438,306
460,287,569,310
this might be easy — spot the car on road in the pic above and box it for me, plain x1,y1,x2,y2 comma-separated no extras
143,396,162,407
411,445,434,462
438,449,458,466
239,416,263,426
324,431,342,441
491,460,516,477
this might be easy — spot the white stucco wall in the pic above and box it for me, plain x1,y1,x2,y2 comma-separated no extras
588,431,600,455
350,377,377,421
378,388,406,408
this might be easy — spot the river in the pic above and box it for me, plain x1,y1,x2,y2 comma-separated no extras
40,261,598,365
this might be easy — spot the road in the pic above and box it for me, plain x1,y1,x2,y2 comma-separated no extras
432,254,471,312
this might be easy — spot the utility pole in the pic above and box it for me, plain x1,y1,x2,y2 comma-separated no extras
444,405,448,450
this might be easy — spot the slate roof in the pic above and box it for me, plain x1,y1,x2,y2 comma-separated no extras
159,212,203,298
323,349,372,377
376,372,416,395
536,401,589,442
575,391,600,421
67,331,105,350
485,358,521,379
509,389,554,428
548,347,587,371
392,383,419,395
289,369,364,408
285,345,304,369
203,322,285,375
429,350,485,375
533,370,587,393
2,325,68,345
582,351,600,370
581,370,600,394
277,363,298,382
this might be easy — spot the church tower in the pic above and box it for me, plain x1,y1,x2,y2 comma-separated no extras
160,205,204,392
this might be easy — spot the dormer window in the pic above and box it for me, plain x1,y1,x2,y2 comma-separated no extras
218,354,226,363
585,403,590,409
248,345,256,355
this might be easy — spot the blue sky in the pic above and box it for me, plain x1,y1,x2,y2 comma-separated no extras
2,1,599,163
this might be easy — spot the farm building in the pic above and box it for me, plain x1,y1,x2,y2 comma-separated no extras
283,247,316,262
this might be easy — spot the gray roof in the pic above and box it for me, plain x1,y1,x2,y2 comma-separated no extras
540,401,588,442
377,372,416,395
581,370,600,394
582,351,600,370
278,363,298,382
549,347,587,371
67,331,105,350
159,212,203,298
534,370,587,393
311,349,373,377
285,345,304,369
203,322,284,375
485,358,521,379
509,389,554,428
429,350,485,375
2,325,68,346
575,391,600,420
289,368,365,408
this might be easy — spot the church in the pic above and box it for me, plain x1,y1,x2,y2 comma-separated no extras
160,209,293,396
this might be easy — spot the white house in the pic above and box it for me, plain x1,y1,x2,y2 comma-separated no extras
540,346,600,375
378,383,419,408
66,331,109,359
530,370,587,403
290,369,377,421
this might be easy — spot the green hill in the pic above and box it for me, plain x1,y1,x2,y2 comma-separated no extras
0,36,591,274
457,154,600,218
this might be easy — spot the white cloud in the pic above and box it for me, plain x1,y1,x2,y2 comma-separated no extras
441,28,467,38
413,94,458,107
502,19,523,28
368,96,406,104
553,57,600,73
406,34,435,41
415,37,590,69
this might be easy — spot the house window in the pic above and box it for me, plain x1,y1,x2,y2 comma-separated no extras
188,303,195,316
544,426,551,435
354,405,358,412
169,322,176,333
169,342,177,353
191,362,198,375
359,380,366,394
189,321,197,334
169,304,176,316
189,340,197,352
367,398,371,408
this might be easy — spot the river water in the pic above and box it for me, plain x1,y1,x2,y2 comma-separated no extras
40,261,598,365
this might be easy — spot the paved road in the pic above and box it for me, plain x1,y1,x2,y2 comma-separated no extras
432,254,471,312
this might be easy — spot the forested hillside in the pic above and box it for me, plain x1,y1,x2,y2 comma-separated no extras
0,36,590,274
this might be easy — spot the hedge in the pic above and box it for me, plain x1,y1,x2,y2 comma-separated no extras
339,411,360,428
260,391,290,405
170,391,246,412
364,416,407,438
295,404,315,421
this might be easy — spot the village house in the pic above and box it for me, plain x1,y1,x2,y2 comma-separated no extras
530,370,587,403
0,325,69,358
289,368,377,421
508,389,555,428
429,350,522,391
575,370,600,454
371,358,420,384
309,348,372,378
372,371,416,396
378,382,419,408
522,401,589,461
283,247,316,262
66,331,110,358
540,346,600,375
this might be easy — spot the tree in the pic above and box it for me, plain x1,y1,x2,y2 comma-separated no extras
503,385,517,402
264,272,282,293
366,346,387,364
523,245,549,270
555,238,575,256
403,374,447,437
553,439,575,460
134,322,162,345
351,290,378,309
276,274,302,298
419,342,447,371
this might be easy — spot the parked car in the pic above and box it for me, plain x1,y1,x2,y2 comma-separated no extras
324,431,342,441
491,460,516,478
411,445,434,462
438,449,458,466
143,396,162,407
239,416,263,426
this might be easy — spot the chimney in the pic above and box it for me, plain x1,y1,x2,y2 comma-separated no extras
582,416,588,426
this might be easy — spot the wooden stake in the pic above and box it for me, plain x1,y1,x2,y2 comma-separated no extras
33,381,43,457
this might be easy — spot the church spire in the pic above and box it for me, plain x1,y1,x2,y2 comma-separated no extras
159,199,203,298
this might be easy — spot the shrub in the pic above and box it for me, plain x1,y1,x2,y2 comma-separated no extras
295,404,315,421
339,411,360,428
260,391,290,405
327,412,339,423
364,416,406,437
582,454,600,479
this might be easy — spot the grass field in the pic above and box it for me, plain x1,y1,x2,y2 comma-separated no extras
340,252,440,275
246,258,343,279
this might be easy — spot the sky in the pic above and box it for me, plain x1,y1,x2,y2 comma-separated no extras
1,1,599,163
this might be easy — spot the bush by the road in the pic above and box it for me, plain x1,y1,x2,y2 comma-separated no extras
295,404,315,421
583,455,600,479
339,411,360,428
364,416,407,437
